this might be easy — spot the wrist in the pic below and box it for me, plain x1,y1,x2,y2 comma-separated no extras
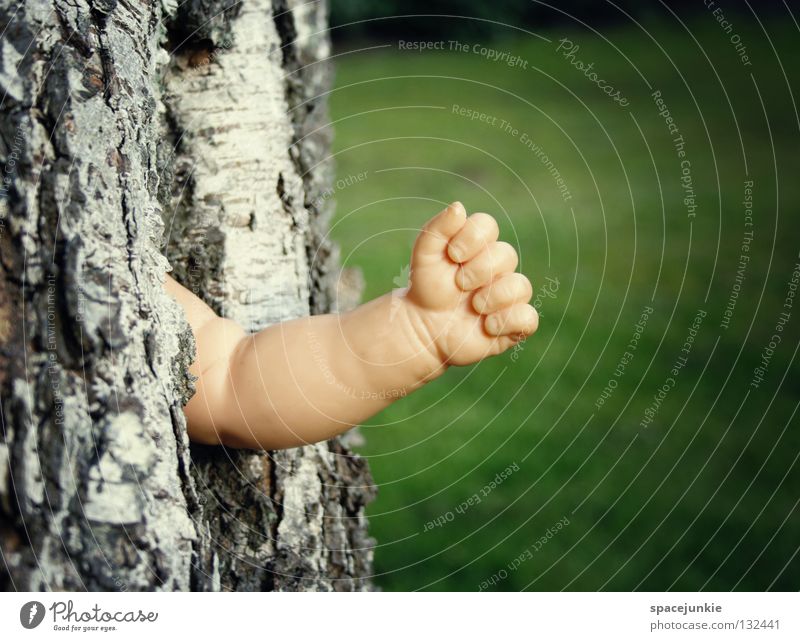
340,291,447,398
393,291,449,385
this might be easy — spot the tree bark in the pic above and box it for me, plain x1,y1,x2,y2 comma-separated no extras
0,0,375,592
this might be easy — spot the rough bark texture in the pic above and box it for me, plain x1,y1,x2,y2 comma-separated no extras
0,0,375,591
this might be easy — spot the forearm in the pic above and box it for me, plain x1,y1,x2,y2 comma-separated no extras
186,292,445,450
171,201,537,450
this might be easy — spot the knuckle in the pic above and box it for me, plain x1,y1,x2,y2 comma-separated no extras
473,264,492,284
473,289,489,312
463,260,479,276
498,279,514,301
520,274,533,297
464,264,482,287
448,239,464,254
526,304,539,333
485,313,502,335
456,266,469,288
472,212,499,235
495,240,515,254
507,273,531,297
495,241,518,268
479,257,498,278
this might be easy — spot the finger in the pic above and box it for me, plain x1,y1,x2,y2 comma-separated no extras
447,212,500,263
455,241,518,291
484,303,539,337
411,201,468,265
472,272,533,315
487,333,524,357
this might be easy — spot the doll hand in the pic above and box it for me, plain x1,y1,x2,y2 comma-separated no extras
399,202,538,367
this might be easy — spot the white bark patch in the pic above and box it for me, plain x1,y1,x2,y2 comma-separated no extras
0,38,25,101
84,412,152,524
164,0,311,331
84,482,145,525
288,0,331,59
277,452,324,573
17,381,44,506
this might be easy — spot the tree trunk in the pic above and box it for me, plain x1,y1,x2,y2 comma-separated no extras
0,0,375,592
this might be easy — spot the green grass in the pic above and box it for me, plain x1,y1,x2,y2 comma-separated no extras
328,16,800,590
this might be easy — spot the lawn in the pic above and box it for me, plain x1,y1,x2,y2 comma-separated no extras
327,15,800,590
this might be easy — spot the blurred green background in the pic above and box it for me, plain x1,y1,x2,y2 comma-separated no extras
326,2,799,590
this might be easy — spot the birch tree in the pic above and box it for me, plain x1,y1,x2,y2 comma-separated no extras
0,0,375,591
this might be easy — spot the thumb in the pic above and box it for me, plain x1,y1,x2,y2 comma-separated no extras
411,202,467,267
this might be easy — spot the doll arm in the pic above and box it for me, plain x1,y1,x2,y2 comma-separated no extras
165,202,537,450
164,276,444,450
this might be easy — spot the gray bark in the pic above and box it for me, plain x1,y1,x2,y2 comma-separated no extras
0,0,375,591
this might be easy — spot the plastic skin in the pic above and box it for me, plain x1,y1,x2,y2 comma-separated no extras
164,202,538,450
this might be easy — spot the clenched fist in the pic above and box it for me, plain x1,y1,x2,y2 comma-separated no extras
398,202,538,367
